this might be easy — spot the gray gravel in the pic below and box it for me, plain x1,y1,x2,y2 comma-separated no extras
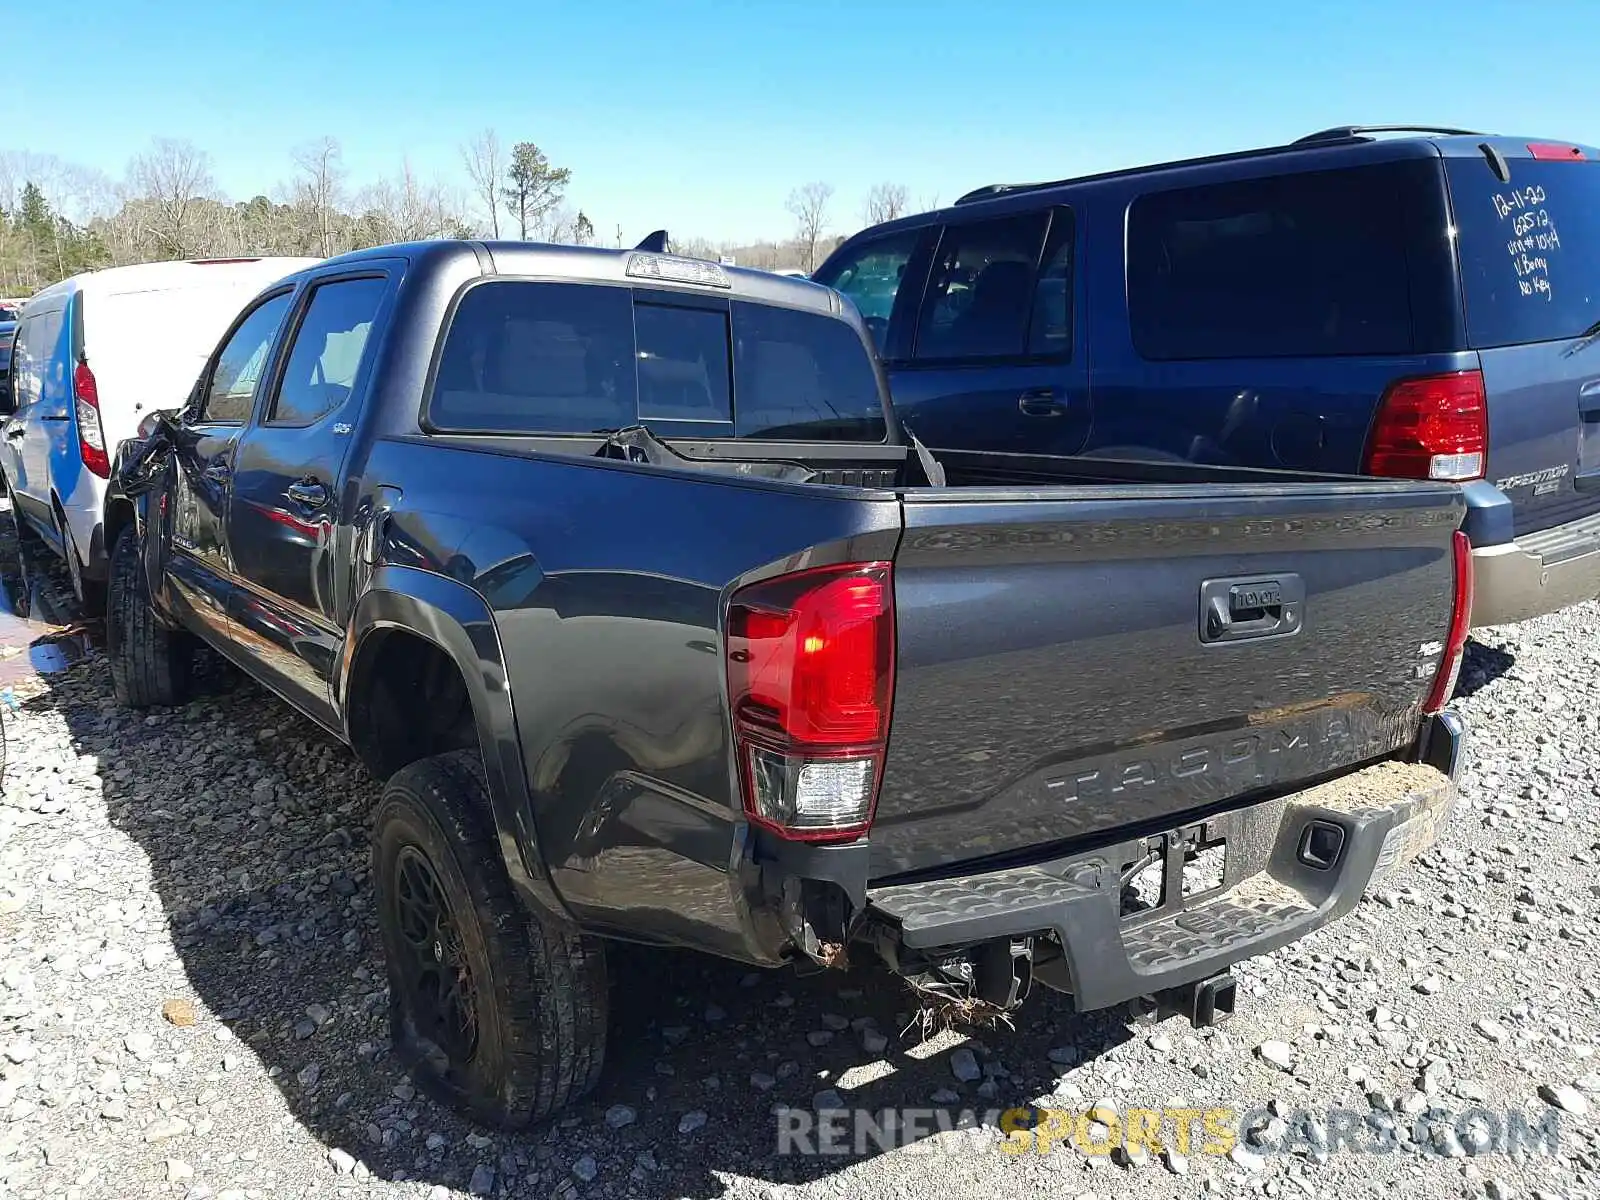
0,534,1597,1199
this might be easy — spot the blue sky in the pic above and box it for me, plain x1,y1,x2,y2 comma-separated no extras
12,0,1600,245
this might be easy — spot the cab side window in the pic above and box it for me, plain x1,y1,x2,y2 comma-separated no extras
812,230,920,353
202,293,293,423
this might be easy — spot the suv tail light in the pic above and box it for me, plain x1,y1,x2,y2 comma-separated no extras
73,360,110,478
1424,531,1474,714
1527,143,1586,161
1363,370,1487,482
726,563,894,842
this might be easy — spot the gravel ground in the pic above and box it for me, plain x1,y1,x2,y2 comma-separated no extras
0,531,1597,1199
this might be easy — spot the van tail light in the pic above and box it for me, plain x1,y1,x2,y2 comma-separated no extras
73,360,111,478
1424,531,1474,714
1363,370,1487,482
726,563,895,842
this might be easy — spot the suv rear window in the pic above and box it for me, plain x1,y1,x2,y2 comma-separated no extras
428,281,885,441
1446,157,1600,347
1127,165,1417,360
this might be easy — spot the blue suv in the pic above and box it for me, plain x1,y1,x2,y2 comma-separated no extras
814,126,1600,627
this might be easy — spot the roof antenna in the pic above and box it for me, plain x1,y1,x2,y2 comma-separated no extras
634,230,669,253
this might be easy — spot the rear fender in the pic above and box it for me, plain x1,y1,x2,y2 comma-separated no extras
339,564,568,921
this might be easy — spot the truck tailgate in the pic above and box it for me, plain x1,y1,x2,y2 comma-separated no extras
874,480,1464,878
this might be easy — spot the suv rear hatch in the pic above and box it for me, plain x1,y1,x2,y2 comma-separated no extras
1444,141,1600,536
872,474,1465,878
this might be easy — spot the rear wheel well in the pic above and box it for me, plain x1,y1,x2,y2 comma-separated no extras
347,629,479,781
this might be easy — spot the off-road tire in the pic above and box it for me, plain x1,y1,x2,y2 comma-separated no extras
373,750,608,1127
106,524,191,707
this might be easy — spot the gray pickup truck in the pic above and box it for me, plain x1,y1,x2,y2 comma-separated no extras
108,239,1470,1127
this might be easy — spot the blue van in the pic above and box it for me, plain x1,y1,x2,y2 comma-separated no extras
814,126,1600,627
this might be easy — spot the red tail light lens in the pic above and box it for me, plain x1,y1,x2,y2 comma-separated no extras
727,563,894,842
1363,371,1487,482
1527,143,1585,161
73,360,110,478
1424,531,1474,714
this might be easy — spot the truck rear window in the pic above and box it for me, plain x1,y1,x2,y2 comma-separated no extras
428,280,886,441
1446,157,1600,348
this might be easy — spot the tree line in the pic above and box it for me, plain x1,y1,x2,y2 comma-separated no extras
0,133,922,295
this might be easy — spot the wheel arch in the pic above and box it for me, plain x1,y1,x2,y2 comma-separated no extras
339,565,567,921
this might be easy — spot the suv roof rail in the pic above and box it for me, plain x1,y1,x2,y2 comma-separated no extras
954,181,1052,205
948,125,1489,212
1293,124,1485,145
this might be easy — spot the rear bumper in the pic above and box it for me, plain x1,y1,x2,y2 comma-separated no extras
861,712,1463,1013
1472,508,1600,626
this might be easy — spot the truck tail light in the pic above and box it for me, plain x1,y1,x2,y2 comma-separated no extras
726,562,895,842
1363,370,1487,482
73,360,110,478
1424,531,1474,714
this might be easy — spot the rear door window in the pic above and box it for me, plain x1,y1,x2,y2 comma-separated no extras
1446,157,1600,347
268,277,387,425
14,308,66,411
913,212,1053,361
428,281,886,441
1127,165,1416,359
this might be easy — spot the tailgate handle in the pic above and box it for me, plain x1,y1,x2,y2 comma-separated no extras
1199,575,1304,644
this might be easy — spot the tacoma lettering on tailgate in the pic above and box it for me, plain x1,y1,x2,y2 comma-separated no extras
1042,705,1411,805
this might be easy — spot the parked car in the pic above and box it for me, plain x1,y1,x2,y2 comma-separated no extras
110,239,1468,1127
0,302,19,415
1,257,320,611
815,125,1600,627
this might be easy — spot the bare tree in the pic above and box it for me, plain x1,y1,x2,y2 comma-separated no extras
126,138,217,258
502,142,571,241
355,161,473,248
786,181,834,273
292,137,345,257
542,203,575,244
460,128,504,239
862,182,909,226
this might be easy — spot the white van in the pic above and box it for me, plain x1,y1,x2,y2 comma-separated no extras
1,258,320,610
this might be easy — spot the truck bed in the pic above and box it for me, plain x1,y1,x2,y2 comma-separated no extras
405,434,1465,884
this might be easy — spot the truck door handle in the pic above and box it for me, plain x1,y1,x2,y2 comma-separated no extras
285,478,328,508
1018,389,1066,417
4,427,22,440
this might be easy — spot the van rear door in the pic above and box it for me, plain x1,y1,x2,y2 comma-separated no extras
1444,143,1600,536
84,283,271,452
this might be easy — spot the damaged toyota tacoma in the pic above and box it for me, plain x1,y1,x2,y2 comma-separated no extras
107,238,1470,1127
